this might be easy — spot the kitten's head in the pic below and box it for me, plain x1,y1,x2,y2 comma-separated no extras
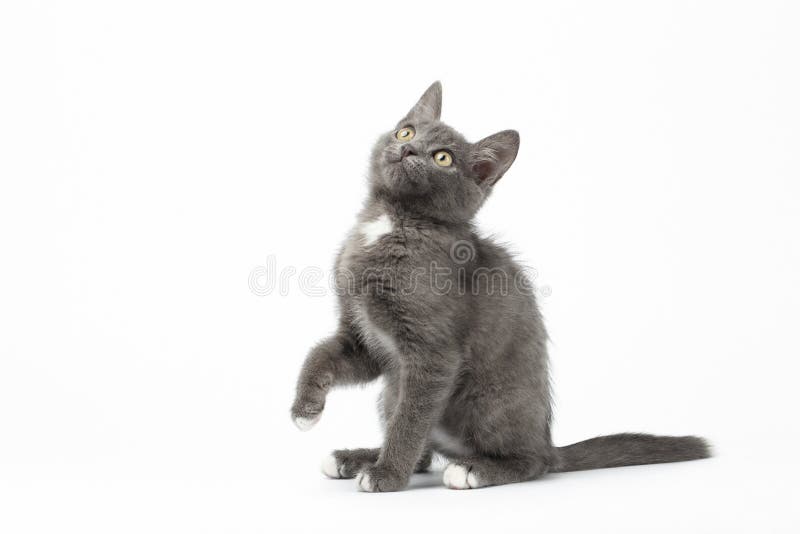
369,81,519,223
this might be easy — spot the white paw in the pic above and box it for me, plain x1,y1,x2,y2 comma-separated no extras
321,454,341,479
293,414,320,431
443,463,480,490
356,471,374,492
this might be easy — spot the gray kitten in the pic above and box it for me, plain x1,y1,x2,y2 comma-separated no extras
290,82,709,492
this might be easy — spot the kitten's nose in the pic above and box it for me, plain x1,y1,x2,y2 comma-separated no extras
400,145,417,160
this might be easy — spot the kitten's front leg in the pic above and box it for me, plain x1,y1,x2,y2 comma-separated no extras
356,356,457,492
291,327,380,430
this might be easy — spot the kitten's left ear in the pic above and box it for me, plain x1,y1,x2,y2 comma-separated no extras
403,81,442,123
470,130,520,186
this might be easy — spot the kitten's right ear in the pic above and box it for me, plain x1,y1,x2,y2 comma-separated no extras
402,81,442,123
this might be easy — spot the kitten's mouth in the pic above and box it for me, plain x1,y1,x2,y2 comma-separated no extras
384,160,428,191
384,155,408,174
387,163,408,181
383,159,411,183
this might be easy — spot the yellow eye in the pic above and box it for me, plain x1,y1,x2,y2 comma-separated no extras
433,151,453,167
396,127,415,141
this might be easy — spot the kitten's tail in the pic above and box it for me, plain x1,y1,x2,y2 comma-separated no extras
551,432,711,473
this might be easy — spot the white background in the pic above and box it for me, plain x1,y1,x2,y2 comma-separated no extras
1,1,799,532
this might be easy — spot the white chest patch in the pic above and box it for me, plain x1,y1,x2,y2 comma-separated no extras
359,213,393,246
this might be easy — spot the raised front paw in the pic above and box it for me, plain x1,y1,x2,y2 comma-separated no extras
355,464,409,493
290,384,326,431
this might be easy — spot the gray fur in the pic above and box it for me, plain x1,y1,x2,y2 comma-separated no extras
291,81,710,492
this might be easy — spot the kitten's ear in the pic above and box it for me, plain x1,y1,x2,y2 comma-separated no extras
470,130,520,186
402,81,442,123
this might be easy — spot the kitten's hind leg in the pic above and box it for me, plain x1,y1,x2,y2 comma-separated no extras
442,454,549,490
